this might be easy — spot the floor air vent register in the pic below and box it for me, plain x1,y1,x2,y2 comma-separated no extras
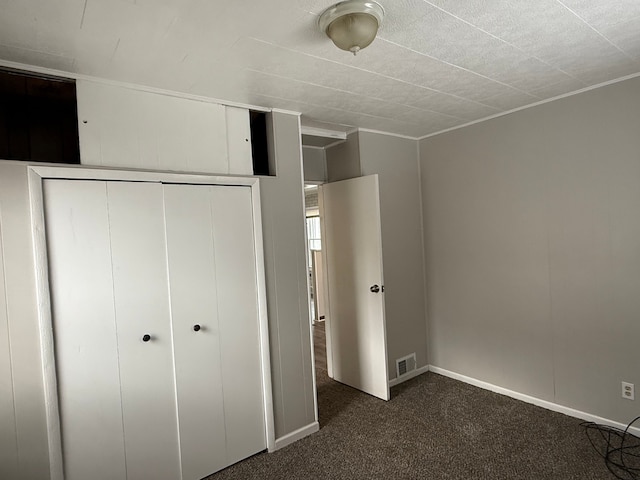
396,353,417,378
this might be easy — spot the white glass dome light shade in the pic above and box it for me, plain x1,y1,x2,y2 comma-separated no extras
326,13,379,54
319,1,385,55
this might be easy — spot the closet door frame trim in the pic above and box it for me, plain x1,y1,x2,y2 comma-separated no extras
27,165,275,480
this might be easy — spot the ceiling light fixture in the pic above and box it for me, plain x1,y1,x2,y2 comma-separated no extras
318,0,385,56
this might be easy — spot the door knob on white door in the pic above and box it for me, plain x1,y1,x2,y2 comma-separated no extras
142,334,152,342
193,324,201,332
370,284,380,293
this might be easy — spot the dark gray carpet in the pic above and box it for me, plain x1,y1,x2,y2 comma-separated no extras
207,322,613,480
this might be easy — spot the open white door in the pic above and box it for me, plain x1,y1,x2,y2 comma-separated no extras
319,174,389,401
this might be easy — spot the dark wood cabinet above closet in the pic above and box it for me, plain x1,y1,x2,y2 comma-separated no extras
0,69,80,164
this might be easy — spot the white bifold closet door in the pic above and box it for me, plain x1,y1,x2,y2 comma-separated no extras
163,184,265,478
44,179,266,480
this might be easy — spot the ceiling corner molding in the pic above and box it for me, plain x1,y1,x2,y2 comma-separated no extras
323,139,349,149
302,144,326,150
357,127,419,141
418,70,640,142
300,126,347,140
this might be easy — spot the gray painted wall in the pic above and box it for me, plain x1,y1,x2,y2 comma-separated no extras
302,146,326,183
260,112,316,437
325,131,428,380
326,131,360,182
358,132,428,378
0,111,316,478
420,76,640,425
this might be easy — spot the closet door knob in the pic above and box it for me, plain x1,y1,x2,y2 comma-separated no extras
142,334,151,342
193,324,201,332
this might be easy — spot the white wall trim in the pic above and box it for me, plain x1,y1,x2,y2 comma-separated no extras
317,186,333,379
301,126,347,140
27,169,64,480
0,59,271,113
389,364,429,387
357,127,420,141
27,163,260,185
273,421,319,451
250,181,277,453
271,108,302,116
419,71,640,140
323,139,347,150
429,366,640,437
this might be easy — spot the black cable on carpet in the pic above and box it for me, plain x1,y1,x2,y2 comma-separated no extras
582,416,640,480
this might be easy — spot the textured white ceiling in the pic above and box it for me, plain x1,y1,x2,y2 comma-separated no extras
1,0,639,138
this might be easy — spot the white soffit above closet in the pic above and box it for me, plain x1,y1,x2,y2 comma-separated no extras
1,0,639,138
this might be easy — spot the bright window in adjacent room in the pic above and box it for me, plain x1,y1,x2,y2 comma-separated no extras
306,215,321,265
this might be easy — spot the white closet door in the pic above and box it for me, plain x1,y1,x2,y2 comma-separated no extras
164,184,266,476
106,182,181,480
44,180,126,480
45,180,182,480
163,185,227,480
46,179,265,480
209,186,265,464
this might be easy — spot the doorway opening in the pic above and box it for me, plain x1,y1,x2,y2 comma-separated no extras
305,186,324,325
304,183,334,425
304,184,327,369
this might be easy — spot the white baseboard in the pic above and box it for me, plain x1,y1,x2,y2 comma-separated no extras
272,421,320,452
389,364,430,387
429,366,640,437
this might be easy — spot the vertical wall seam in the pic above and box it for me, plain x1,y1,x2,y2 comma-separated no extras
355,131,362,177
207,186,230,462
542,157,557,401
0,197,20,473
269,207,287,435
105,182,130,480
415,139,431,367
270,113,289,437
